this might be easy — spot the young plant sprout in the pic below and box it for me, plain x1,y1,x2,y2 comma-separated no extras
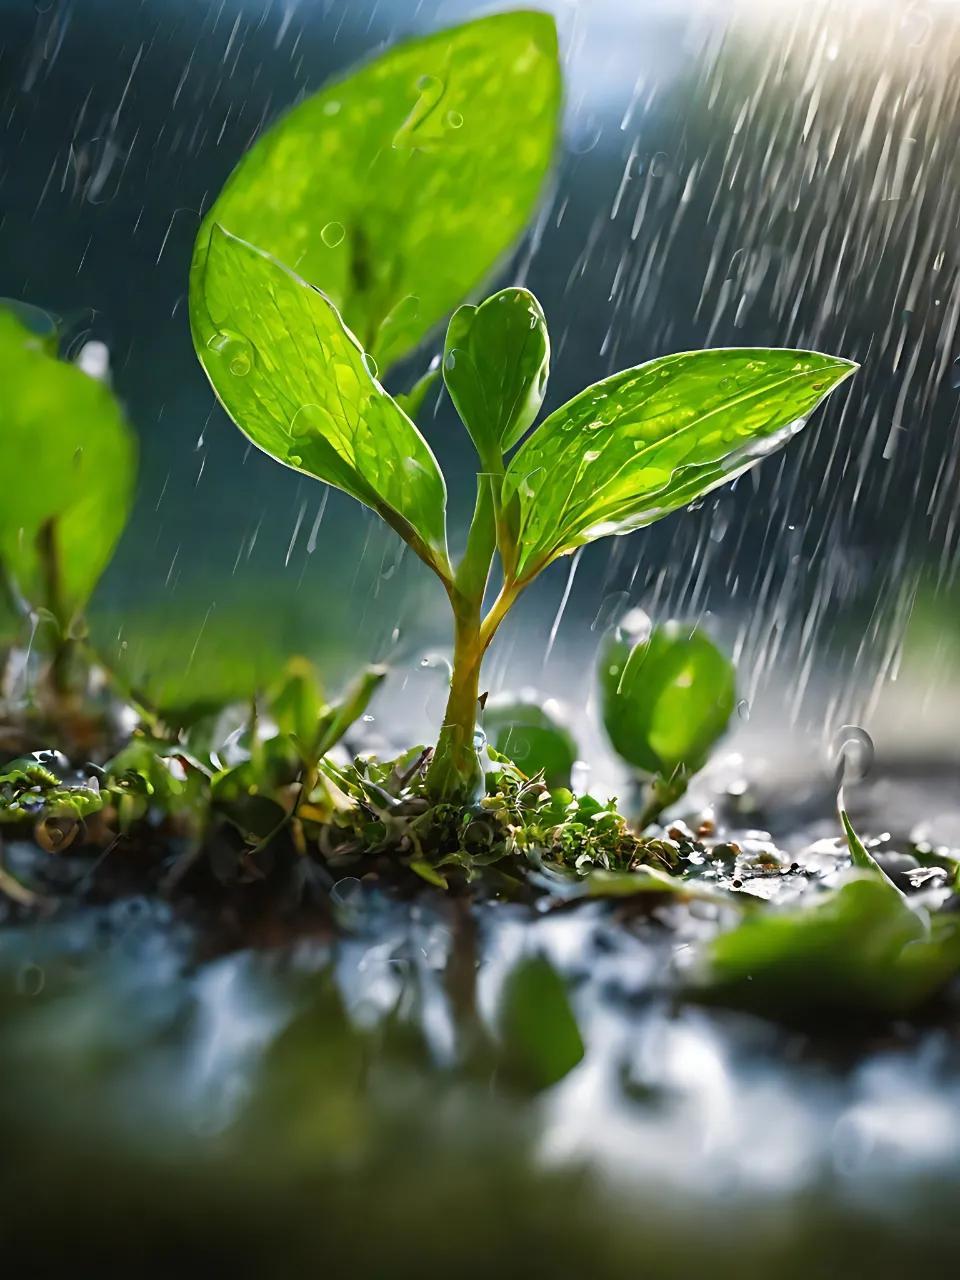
0,307,136,703
600,614,736,826
190,236,856,804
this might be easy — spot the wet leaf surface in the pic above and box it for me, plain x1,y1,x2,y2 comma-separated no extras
0,309,135,629
443,287,550,459
502,349,857,577
192,11,561,369
191,227,449,568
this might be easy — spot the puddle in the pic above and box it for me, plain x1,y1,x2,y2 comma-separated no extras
2,764,959,1268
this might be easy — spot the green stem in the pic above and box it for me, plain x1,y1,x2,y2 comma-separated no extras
424,471,535,805
425,479,498,805
425,602,486,804
637,770,689,830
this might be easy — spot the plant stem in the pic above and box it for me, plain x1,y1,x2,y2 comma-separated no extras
424,474,533,805
425,479,499,805
425,601,486,804
637,770,689,830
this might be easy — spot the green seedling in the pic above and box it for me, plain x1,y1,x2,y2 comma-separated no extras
192,229,855,803
482,692,578,789
187,16,855,809
600,615,736,826
0,308,136,695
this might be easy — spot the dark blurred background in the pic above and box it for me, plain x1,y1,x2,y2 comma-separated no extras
2,0,959,760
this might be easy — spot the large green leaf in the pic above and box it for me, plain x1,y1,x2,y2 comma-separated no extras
601,618,735,777
443,288,550,460
501,349,857,579
191,11,561,370
0,309,135,627
191,226,448,569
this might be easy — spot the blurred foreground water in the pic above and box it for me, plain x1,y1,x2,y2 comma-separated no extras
2,759,959,1273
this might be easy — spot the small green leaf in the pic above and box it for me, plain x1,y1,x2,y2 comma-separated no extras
482,692,576,788
443,288,550,460
0,309,136,627
502,348,857,578
498,954,584,1091
269,658,325,748
409,858,449,889
314,665,387,758
585,866,744,906
600,616,735,777
0,756,103,825
695,876,960,1017
192,11,561,371
190,226,449,572
840,807,885,876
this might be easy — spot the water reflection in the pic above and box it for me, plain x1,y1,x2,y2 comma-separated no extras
3,867,959,1237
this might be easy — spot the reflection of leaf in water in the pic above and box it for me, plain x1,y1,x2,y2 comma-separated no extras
498,954,584,1090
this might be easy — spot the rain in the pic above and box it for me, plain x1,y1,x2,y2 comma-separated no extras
2,0,960,1273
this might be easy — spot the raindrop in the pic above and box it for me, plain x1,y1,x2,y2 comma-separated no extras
16,962,45,997
330,877,363,909
950,357,960,391
207,330,254,377
736,698,750,721
591,590,631,633
830,725,875,787
362,351,379,380
361,713,375,724
321,221,345,248
570,760,591,793
444,350,457,371
445,109,464,129
614,607,652,647
76,339,110,381
419,652,452,678
473,727,487,749
569,114,602,155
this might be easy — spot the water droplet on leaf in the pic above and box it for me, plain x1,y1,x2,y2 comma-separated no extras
207,330,254,376
321,221,345,247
